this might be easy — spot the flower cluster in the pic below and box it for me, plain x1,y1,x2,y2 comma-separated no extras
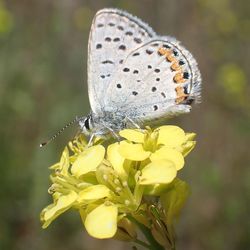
41,126,196,248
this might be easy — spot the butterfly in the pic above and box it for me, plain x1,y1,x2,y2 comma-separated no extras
40,8,201,146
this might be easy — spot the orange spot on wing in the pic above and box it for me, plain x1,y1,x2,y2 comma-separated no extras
173,72,186,83
158,47,187,84
166,54,175,62
175,86,188,104
171,61,181,71
158,47,167,56
158,47,175,62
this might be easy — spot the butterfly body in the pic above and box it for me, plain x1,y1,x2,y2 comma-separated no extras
79,111,126,136
79,8,201,138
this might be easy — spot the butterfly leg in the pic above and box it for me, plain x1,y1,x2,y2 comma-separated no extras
103,125,121,141
125,116,145,133
87,133,96,147
125,116,141,129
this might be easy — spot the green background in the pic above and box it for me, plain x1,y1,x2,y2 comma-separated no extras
1,0,249,249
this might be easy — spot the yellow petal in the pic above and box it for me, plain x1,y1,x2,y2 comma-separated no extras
139,159,177,185
78,185,110,202
71,145,105,177
150,147,184,170
157,126,186,147
118,141,150,161
41,191,78,228
84,203,118,239
79,203,97,222
185,133,196,141
107,143,127,177
176,141,196,157
119,129,144,143
49,162,60,170
59,146,70,175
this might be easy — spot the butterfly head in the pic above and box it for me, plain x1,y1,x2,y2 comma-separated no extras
78,114,93,135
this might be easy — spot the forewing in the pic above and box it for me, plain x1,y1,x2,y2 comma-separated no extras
87,8,156,114
104,37,201,123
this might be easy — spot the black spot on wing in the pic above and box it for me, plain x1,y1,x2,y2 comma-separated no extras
133,52,140,57
146,49,153,55
186,99,194,105
125,31,133,36
134,38,142,44
102,60,114,64
119,45,126,50
123,68,130,72
183,72,190,79
183,86,188,94
151,43,159,47
96,44,102,49
105,37,111,42
173,49,178,56
139,30,146,36
163,44,171,49
179,60,185,65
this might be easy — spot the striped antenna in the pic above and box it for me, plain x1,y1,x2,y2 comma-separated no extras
39,116,80,147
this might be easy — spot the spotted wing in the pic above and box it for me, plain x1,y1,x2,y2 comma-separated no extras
87,8,156,114
104,37,201,123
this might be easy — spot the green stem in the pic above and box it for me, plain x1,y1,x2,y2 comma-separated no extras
127,215,164,250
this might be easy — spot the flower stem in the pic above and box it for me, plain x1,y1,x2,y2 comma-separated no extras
127,215,165,250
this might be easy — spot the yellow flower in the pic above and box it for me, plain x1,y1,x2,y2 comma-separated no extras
118,126,195,185
71,145,105,177
41,126,196,242
41,191,78,228
83,203,118,239
77,185,111,202
41,138,110,232
139,159,177,185
119,126,195,159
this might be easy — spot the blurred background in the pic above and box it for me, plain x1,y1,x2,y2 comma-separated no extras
1,0,249,249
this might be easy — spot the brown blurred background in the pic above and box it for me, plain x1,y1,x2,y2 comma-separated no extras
1,0,249,249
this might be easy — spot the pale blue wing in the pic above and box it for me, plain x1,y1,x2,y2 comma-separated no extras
87,8,156,114
103,37,201,123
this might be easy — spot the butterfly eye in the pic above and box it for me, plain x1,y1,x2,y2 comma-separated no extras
84,118,90,130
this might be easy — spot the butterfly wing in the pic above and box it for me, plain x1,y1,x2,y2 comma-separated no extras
104,37,201,124
87,8,156,114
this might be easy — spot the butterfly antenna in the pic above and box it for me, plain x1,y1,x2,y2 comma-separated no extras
39,116,80,147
